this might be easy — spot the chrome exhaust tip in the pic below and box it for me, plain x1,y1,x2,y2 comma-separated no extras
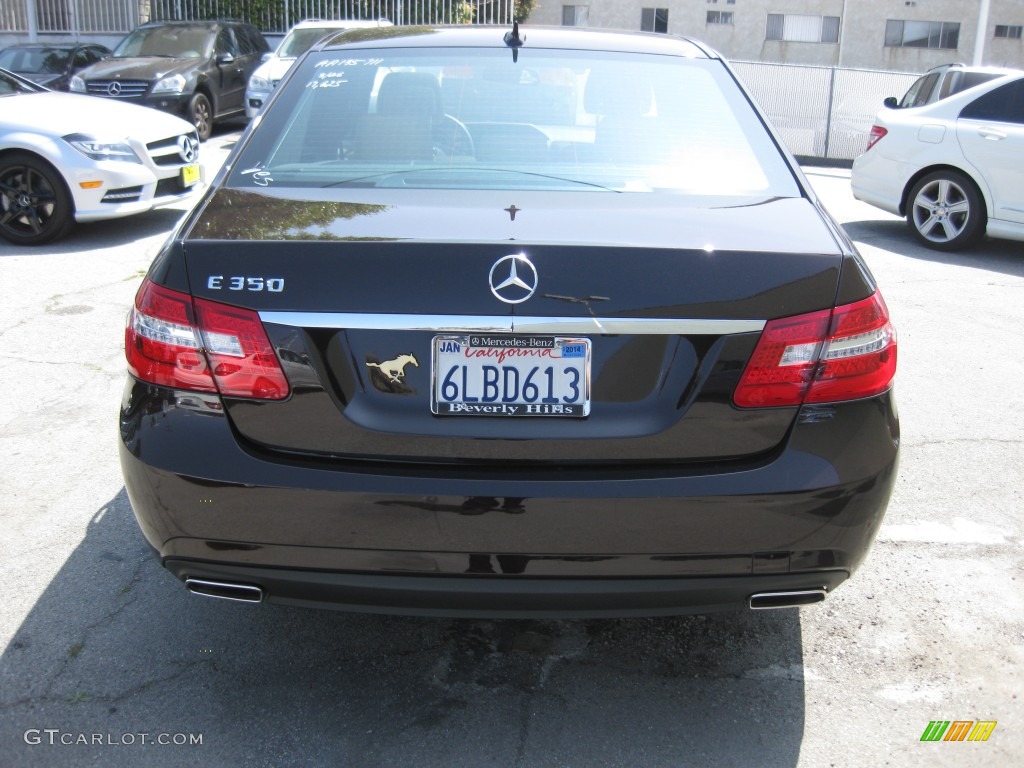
185,578,264,604
748,589,827,610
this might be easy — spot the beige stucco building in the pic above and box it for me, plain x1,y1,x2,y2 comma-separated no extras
528,0,1024,71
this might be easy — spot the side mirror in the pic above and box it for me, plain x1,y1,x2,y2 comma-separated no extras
883,97,899,109
261,52,273,63
216,52,235,66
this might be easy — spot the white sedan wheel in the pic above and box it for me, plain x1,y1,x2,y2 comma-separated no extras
907,170,985,251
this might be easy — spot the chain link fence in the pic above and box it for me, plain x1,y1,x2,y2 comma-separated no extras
732,60,919,162
1,0,514,34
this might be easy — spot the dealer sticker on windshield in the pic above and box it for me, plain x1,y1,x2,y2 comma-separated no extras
432,335,591,417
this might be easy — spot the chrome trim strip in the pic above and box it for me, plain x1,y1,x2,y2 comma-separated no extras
259,312,766,335
509,316,765,335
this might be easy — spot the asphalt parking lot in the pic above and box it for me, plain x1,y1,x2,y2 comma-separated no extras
1,130,1021,767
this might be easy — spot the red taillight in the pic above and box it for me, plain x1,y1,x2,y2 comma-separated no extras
125,281,215,392
193,297,290,399
126,279,289,400
734,292,896,408
807,293,896,404
865,125,887,151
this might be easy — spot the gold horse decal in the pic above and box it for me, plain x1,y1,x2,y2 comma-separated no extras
366,354,419,384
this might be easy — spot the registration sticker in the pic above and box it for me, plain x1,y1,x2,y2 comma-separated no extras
181,163,200,187
432,335,591,417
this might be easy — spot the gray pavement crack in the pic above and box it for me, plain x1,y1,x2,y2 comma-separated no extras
902,437,1024,448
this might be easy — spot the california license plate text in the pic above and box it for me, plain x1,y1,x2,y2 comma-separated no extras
432,336,590,417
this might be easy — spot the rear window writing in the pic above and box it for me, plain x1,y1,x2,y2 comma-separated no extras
232,48,798,196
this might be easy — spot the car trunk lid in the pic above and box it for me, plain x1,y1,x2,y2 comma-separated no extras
181,188,844,464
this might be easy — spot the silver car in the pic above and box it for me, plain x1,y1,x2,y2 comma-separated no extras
1,67,202,245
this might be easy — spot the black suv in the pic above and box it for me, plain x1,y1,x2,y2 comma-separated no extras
70,20,268,140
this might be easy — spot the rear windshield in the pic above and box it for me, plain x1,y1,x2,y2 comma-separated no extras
940,71,1002,99
230,46,799,196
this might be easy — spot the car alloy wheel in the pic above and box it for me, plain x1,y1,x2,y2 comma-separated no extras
0,152,75,246
907,170,985,251
189,92,213,141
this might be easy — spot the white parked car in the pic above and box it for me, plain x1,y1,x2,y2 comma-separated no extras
884,63,1019,110
245,18,391,118
0,67,202,245
852,72,1024,251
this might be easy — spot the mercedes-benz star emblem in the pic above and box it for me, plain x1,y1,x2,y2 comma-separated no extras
106,81,122,96
489,254,538,305
177,134,199,164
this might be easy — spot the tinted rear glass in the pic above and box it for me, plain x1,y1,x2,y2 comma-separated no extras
231,47,799,196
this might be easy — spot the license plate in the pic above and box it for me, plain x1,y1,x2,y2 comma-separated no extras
432,335,590,417
181,163,200,187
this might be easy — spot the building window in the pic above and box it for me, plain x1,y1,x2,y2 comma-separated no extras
766,14,840,44
884,20,960,49
995,25,1023,40
641,8,669,34
707,11,734,25
562,5,590,27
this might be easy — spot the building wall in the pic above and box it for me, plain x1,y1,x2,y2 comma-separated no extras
531,0,1024,71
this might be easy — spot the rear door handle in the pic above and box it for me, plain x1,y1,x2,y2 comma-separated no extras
978,127,1007,141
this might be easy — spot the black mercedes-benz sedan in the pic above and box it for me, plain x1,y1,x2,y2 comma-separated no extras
119,25,899,618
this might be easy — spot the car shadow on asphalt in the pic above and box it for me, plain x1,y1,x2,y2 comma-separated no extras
843,219,1024,277
2,489,807,767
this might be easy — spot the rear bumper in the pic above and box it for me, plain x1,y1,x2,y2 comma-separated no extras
119,379,899,616
168,561,849,618
851,151,912,216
